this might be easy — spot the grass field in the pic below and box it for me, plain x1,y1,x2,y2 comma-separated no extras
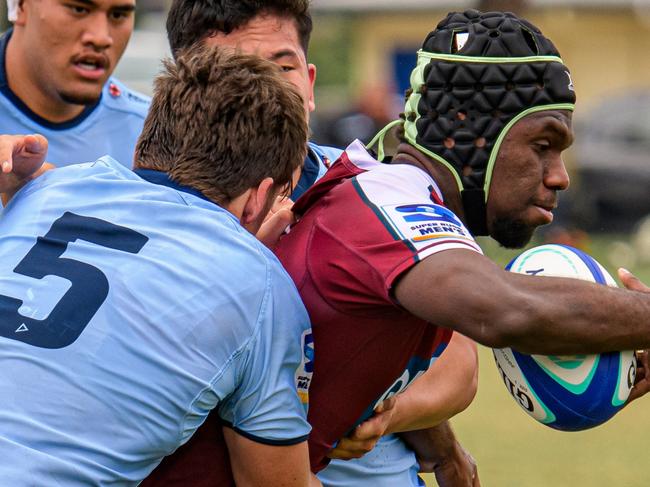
421,234,650,486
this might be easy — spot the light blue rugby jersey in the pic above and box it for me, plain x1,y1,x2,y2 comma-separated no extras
318,435,424,487
0,158,311,486
0,30,149,168
308,143,425,487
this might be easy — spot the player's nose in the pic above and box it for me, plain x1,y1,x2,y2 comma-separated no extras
81,16,114,51
544,155,570,191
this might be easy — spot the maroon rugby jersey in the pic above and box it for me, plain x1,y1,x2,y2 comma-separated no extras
277,141,481,471
140,415,232,486
142,141,482,483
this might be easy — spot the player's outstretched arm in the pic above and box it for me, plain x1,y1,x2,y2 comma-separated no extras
395,248,650,355
0,134,52,204
223,428,319,487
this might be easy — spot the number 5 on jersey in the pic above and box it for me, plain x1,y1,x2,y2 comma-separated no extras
0,212,148,349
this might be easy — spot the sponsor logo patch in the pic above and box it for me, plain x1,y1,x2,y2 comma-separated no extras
295,329,314,409
381,203,474,245
108,82,122,98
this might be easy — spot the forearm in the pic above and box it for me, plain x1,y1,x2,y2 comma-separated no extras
399,421,464,472
386,333,478,434
487,272,650,354
396,249,650,355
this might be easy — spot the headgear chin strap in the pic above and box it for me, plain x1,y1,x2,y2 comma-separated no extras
402,9,576,235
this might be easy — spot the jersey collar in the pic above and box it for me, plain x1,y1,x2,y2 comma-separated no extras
345,140,445,203
290,145,322,201
133,169,213,204
0,29,102,130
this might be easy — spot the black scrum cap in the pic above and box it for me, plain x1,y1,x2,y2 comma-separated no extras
402,9,575,235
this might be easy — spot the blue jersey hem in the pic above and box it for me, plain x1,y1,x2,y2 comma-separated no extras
223,422,309,446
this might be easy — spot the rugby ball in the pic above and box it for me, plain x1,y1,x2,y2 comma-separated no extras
493,244,637,431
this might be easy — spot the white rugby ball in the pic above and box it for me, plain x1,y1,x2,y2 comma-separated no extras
493,244,636,431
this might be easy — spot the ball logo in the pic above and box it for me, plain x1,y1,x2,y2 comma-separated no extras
525,268,544,276
495,353,534,413
493,347,556,424
627,360,636,389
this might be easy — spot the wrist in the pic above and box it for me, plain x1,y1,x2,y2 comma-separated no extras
432,439,464,468
384,394,408,435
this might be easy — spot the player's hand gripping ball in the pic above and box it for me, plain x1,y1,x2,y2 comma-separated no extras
493,244,637,431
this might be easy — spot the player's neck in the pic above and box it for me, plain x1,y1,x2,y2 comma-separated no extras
392,143,465,219
6,35,86,123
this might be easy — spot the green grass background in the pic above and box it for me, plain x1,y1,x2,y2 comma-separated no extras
421,235,650,487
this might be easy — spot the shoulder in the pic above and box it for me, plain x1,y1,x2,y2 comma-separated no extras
11,157,138,197
236,239,308,331
247,237,300,300
353,162,436,206
100,78,151,119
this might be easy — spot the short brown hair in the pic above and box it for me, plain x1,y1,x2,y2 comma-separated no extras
134,45,307,205
166,0,313,58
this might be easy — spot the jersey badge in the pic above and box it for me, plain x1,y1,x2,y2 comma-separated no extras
380,203,474,245
295,329,314,411
109,82,122,98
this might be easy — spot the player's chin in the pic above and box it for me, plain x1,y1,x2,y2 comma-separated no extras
490,216,536,249
59,86,103,106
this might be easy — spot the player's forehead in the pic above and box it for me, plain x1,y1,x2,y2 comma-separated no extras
205,13,305,63
512,110,574,142
42,0,136,9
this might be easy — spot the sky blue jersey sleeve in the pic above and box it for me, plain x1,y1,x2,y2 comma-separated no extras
218,257,312,445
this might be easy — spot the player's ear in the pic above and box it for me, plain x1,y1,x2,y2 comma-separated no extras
240,177,276,233
307,64,316,113
14,0,28,26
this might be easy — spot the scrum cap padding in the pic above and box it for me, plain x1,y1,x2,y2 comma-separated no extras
403,10,576,234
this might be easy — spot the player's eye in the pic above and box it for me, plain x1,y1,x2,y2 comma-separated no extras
534,140,551,152
66,4,89,15
110,10,132,21
281,65,296,73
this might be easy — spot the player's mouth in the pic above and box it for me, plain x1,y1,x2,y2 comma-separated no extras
71,54,109,81
532,202,556,224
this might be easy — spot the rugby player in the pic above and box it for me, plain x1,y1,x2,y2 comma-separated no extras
0,45,318,486
144,2,481,486
1,0,148,166
165,0,340,202
5,9,650,486
276,9,650,474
